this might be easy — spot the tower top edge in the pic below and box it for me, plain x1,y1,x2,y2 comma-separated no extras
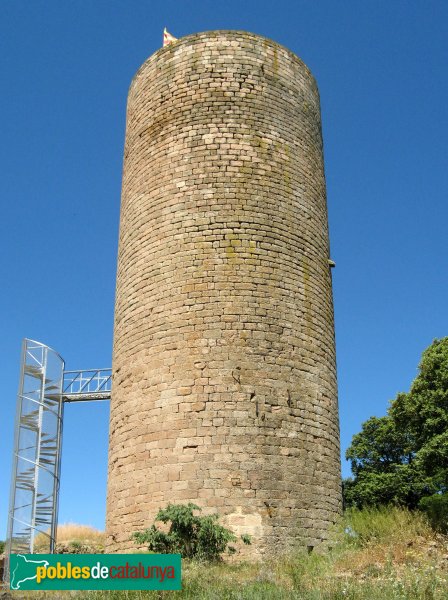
129,29,317,91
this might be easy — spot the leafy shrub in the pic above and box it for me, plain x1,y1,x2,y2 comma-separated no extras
419,493,448,533
67,540,86,553
133,503,250,561
0,540,5,554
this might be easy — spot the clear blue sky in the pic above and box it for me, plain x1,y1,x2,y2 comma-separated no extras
1,0,447,539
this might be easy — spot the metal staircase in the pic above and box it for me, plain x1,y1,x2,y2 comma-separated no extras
4,339,111,583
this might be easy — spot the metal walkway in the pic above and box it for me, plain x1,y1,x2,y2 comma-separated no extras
62,368,112,403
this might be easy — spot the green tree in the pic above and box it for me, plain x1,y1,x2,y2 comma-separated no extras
133,503,250,562
391,339,448,487
344,338,448,509
346,415,410,476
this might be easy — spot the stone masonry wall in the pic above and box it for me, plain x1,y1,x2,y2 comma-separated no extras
106,30,341,558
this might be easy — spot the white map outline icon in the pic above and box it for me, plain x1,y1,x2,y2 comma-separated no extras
10,554,50,590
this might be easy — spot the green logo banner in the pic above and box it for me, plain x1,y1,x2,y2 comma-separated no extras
9,554,181,591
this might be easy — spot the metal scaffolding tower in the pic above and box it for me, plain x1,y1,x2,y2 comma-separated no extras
4,339,111,583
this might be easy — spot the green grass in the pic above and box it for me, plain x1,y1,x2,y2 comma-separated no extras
4,507,448,599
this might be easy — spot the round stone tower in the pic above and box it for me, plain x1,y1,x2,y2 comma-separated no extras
106,30,341,557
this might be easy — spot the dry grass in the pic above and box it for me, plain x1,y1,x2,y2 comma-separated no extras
333,505,440,578
53,523,105,545
4,508,448,599
33,523,105,552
